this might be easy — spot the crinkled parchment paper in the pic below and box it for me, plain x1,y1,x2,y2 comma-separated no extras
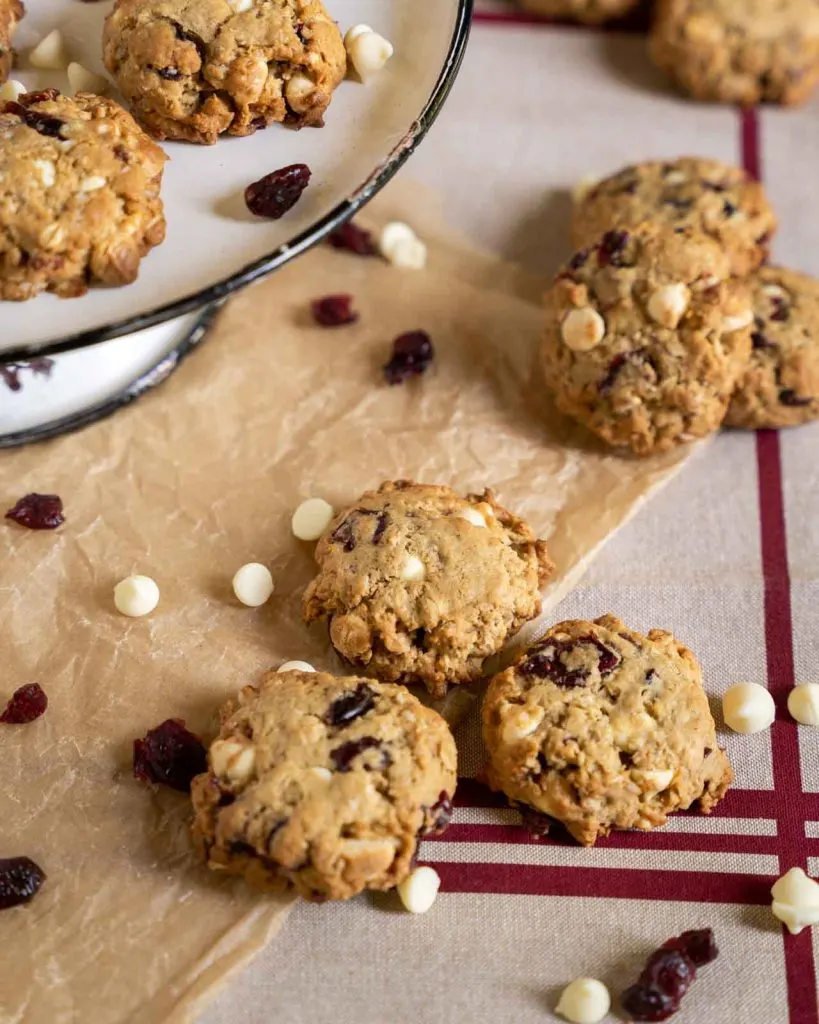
0,181,694,1024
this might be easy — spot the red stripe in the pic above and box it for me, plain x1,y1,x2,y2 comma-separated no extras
744,107,818,1024
427,860,773,905
429,823,780,856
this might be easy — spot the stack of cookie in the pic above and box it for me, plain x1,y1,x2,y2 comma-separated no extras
520,0,819,107
541,157,819,455
191,480,732,901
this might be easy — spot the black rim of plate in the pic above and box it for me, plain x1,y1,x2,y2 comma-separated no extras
2,0,474,365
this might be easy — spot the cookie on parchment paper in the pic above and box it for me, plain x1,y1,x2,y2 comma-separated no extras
572,157,776,278
727,266,819,430
103,0,346,144
482,613,733,846
650,0,819,106
541,221,753,455
191,669,457,902
302,481,554,700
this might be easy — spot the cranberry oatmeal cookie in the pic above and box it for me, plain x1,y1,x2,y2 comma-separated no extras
519,0,640,23
482,614,733,845
191,669,457,901
727,266,819,430
0,0,23,84
541,222,753,455
0,90,166,301
650,0,819,106
302,481,554,700
573,157,776,278
103,0,346,144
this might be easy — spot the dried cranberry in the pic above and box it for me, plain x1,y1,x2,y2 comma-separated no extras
5,493,64,530
520,635,619,687
244,163,311,219
670,928,718,967
327,221,378,256
372,512,389,544
568,248,590,270
751,330,776,350
518,803,554,839
722,200,738,217
640,948,696,1000
780,389,812,407
598,353,630,394
597,230,629,268
326,683,375,727
427,791,453,834
133,719,207,792
383,331,434,385
0,857,46,910
330,736,382,772
330,515,357,552
1,683,48,724
621,982,677,1022
770,298,790,322
4,101,65,138
311,294,358,327
0,357,53,393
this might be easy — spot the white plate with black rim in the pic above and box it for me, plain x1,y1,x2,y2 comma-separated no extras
1,0,472,443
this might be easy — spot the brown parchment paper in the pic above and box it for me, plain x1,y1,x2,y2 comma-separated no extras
0,180,696,1024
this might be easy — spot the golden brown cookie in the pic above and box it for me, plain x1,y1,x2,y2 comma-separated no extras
103,0,347,144
302,481,554,700
650,0,819,106
191,669,457,902
0,0,22,84
572,157,776,278
520,0,640,22
0,89,166,301
482,614,733,846
726,266,819,430
541,222,753,455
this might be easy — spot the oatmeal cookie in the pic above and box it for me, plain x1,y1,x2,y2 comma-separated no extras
726,266,819,430
519,0,640,22
191,669,457,901
302,481,554,700
0,89,166,301
573,157,776,278
541,222,753,455
482,614,733,845
0,0,22,84
650,0,819,106
103,0,347,144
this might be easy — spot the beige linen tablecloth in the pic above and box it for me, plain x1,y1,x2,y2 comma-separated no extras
200,5,819,1024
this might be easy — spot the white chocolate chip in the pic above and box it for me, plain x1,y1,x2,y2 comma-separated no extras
646,283,690,329
692,273,721,292
761,284,788,301
398,866,441,914
571,175,598,205
379,222,427,270
209,739,256,783
232,562,274,607
663,170,688,186
634,768,675,793
788,684,819,726
309,766,333,782
113,575,160,617
555,978,611,1024
722,309,753,333
560,307,606,352
339,838,397,865
80,175,107,193
227,0,255,10
285,73,315,111
277,660,316,673
454,507,486,528
32,159,56,188
400,555,425,581
771,867,819,935
291,498,334,541
502,704,544,742
0,80,26,103
346,29,394,79
39,223,65,249
29,29,69,71
722,682,776,734
344,24,373,47
67,62,109,95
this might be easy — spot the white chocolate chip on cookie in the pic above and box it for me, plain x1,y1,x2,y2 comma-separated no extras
454,507,486,528
647,283,690,329
561,307,606,351
400,555,425,581
278,660,316,673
